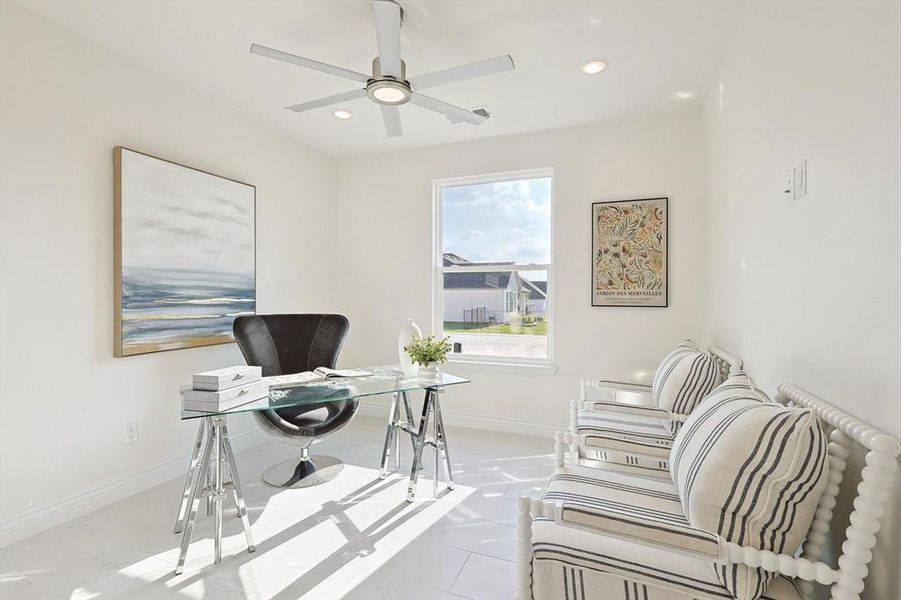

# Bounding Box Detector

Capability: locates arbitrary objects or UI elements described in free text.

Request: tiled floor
[1,416,555,600]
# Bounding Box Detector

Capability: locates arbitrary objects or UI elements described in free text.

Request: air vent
[446,106,492,124]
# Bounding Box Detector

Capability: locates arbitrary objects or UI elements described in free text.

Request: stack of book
[182,365,267,412]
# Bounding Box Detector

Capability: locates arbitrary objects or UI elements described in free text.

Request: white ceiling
[21,0,743,158]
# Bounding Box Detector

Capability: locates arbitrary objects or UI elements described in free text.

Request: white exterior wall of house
[443,289,505,323]
[444,274,547,324]
[527,298,547,315]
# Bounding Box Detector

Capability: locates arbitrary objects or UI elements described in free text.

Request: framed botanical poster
[591,197,667,307]
[114,147,256,356]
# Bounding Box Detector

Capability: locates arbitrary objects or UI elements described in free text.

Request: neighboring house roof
[522,278,547,300]
[442,253,471,266]
[442,253,514,268]
[443,253,547,299]
[444,271,513,290]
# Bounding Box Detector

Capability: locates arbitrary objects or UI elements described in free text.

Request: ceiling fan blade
[250,43,369,83]
[409,92,487,126]
[380,105,403,137]
[409,55,515,91]
[286,89,367,113]
[372,0,402,78]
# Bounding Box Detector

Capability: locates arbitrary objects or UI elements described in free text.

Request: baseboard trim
[0,427,267,548]
[1,407,558,547]
[356,401,560,439]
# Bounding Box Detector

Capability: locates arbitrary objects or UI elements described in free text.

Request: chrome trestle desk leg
[379,390,422,479]
[175,419,207,534]
[432,393,439,498]
[221,425,256,553]
[379,393,400,479]
[434,391,454,490]
[174,415,255,574]
[212,421,223,563]
[205,449,213,517]
[406,390,433,502]
[405,388,454,502]
[393,397,401,470]
[401,391,418,459]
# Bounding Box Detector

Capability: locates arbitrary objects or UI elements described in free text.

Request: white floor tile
[340,571,469,600]
[450,553,517,600]
[420,518,518,562]
[355,539,471,591]
[0,574,59,600]
[1,417,553,600]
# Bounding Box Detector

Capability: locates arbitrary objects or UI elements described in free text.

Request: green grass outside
[443,321,548,335]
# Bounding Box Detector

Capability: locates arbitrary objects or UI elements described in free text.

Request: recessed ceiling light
[333,109,353,120]
[580,59,608,75]
[674,91,694,100]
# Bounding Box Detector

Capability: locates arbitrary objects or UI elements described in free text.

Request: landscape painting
[114,147,255,356]
[591,197,667,307]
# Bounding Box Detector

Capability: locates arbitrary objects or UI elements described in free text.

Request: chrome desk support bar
[379,390,419,478]
[380,387,454,502]
[174,415,255,574]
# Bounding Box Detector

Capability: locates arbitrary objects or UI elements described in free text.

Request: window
[433,169,553,365]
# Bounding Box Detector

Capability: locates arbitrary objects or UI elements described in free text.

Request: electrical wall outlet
[124,422,139,445]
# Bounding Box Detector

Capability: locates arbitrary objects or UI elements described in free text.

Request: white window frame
[432,167,555,368]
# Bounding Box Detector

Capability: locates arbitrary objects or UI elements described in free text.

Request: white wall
[0,2,338,544]
[702,2,901,598]
[336,112,706,434]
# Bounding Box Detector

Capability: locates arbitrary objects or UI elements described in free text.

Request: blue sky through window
[442,177,551,266]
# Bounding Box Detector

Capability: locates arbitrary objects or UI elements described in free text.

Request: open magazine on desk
[264,367,373,390]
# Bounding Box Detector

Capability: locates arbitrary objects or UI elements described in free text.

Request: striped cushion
[589,401,670,420]
[546,465,720,557]
[531,518,802,600]
[578,410,673,458]
[670,377,828,600]
[652,340,723,432]
[579,451,672,478]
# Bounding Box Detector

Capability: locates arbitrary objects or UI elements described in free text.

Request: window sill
[445,355,558,374]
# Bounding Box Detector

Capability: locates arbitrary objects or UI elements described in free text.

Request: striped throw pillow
[670,375,829,600]
[652,340,723,433]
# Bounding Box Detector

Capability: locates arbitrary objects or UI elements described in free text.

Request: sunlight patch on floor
[106,464,474,599]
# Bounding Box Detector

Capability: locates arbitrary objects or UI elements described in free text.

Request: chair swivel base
[262,454,344,488]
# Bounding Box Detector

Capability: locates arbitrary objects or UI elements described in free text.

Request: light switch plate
[792,159,807,200]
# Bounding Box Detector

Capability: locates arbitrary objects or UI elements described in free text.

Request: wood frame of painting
[113,146,256,357]
[590,197,668,308]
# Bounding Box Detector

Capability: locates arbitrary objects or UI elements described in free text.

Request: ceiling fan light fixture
[251,0,515,138]
[581,59,608,75]
[367,79,411,105]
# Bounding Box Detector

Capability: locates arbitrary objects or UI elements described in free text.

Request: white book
[193,365,262,391]
[182,380,269,412]
[265,367,373,390]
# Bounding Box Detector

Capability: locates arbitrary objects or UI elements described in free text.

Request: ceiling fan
[250,0,515,138]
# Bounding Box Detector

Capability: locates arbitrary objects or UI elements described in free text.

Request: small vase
[398,319,422,377]
[418,362,440,382]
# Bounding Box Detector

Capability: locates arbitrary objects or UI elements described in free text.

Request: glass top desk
[173,365,469,573]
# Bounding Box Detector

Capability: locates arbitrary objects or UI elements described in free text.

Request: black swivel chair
[233,314,359,488]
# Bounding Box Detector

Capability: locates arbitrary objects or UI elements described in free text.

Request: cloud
[455,229,488,243]
[442,176,551,264]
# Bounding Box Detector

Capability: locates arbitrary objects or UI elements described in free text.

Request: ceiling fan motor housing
[367,57,411,105]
